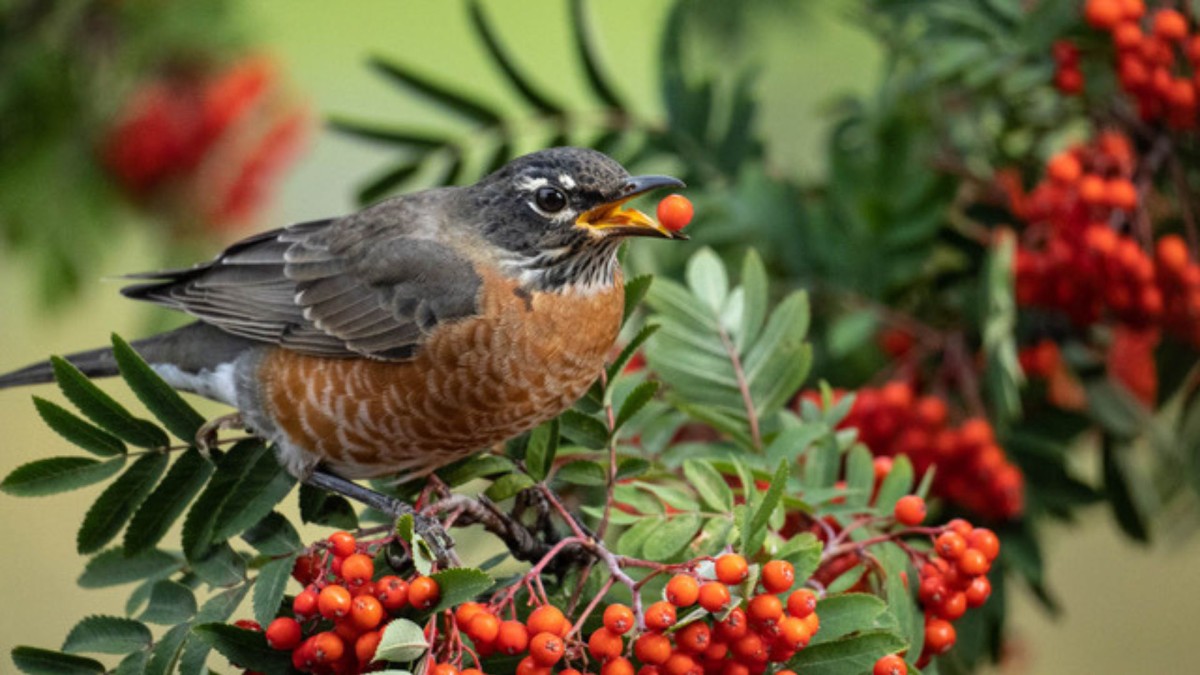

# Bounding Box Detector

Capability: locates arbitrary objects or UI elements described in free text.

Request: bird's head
[464,147,686,292]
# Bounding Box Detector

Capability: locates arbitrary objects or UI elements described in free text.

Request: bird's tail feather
[0,345,119,389]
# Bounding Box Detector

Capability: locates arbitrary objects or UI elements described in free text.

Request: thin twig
[716,326,762,450]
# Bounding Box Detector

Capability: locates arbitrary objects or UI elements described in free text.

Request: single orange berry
[874,654,908,675]
[328,530,357,557]
[602,657,635,675]
[957,548,991,577]
[634,632,672,665]
[967,528,1001,561]
[662,652,700,675]
[340,553,374,587]
[529,632,565,666]
[265,617,302,650]
[760,560,795,593]
[894,495,927,526]
[697,582,731,612]
[408,575,440,610]
[293,587,319,618]
[934,532,966,559]
[351,594,384,630]
[375,575,408,611]
[603,603,635,635]
[1152,8,1188,41]
[496,620,531,655]
[468,612,502,645]
[666,575,701,607]
[657,194,694,232]
[676,621,711,653]
[1084,0,1123,29]
[747,594,783,624]
[516,655,551,675]
[355,630,382,663]
[318,584,353,619]
[432,663,460,675]
[715,607,748,641]
[731,633,767,663]
[1046,152,1082,184]
[527,604,569,638]
[588,627,624,660]
[714,554,749,585]
[925,618,957,654]
[456,601,488,628]
[312,631,346,663]
[965,576,992,607]
[786,589,817,619]
[644,600,677,631]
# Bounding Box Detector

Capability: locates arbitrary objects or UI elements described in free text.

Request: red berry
[455,601,488,628]
[432,663,460,675]
[496,620,530,655]
[408,575,440,610]
[328,531,357,557]
[747,594,784,624]
[715,607,748,641]
[894,495,927,526]
[265,617,302,650]
[874,654,908,675]
[697,582,731,612]
[967,528,1001,561]
[924,619,957,654]
[760,560,795,593]
[588,627,624,661]
[517,656,551,675]
[356,630,382,663]
[1152,9,1189,41]
[468,612,501,645]
[634,632,672,665]
[676,621,712,653]
[312,631,345,663]
[603,603,635,635]
[351,595,384,630]
[666,575,701,607]
[934,532,966,559]
[530,631,565,666]
[318,584,353,619]
[527,604,569,638]
[645,601,677,631]
[777,616,813,650]
[375,575,409,611]
[965,576,992,607]
[340,553,374,587]
[603,657,635,675]
[293,587,319,618]
[714,554,749,585]
[656,194,694,232]
[662,653,700,675]
[957,549,991,576]
[786,589,817,619]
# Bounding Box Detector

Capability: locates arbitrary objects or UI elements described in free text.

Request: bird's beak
[576,175,689,240]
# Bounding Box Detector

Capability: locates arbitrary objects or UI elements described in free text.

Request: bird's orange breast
[257,267,623,478]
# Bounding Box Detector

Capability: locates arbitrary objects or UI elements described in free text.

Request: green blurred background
[2,1,1198,671]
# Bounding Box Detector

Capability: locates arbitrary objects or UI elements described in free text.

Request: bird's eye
[534,186,568,213]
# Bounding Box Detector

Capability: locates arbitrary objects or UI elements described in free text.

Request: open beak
[576,175,688,240]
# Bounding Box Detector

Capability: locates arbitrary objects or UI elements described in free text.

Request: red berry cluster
[816,382,1024,520]
[254,530,441,673]
[101,55,308,230]
[915,520,999,666]
[1078,1,1200,128]
[1154,234,1200,345]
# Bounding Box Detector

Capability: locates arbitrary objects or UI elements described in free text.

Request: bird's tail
[0,322,254,392]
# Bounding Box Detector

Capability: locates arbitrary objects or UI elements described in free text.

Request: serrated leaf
[191,542,247,586]
[616,456,651,480]
[431,567,494,612]
[437,454,516,487]
[685,248,729,314]
[212,448,297,541]
[111,335,206,441]
[737,250,769,350]
[33,397,126,457]
[77,451,168,554]
[607,323,659,381]
[78,548,182,588]
[62,615,152,655]
[183,440,270,558]
[616,381,658,431]
[785,629,907,674]
[878,543,921,659]
[144,622,190,675]
[803,435,839,490]
[844,445,875,509]
[636,481,698,511]
[742,461,788,553]
[683,459,734,512]
[111,651,149,675]
[555,460,607,486]
[809,593,889,645]
[485,473,535,501]
[559,409,609,449]
[11,647,105,675]
[642,513,703,561]
[241,512,303,556]
[375,618,428,662]
[179,585,250,675]
[125,447,214,554]
[1,456,125,497]
[616,516,662,556]
[253,554,297,628]
[874,454,914,515]
[139,580,197,625]
[524,419,559,482]
[191,624,292,675]
[298,483,359,530]
[622,274,654,324]
[51,357,167,448]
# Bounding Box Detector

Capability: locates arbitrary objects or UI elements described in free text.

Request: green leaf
[11,647,104,675]
[616,381,659,431]
[524,419,559,482]
[111,651,149,675]
[616,516,662,556]
[437,454,517,487]
[556,460,607,486]
[485,473,535,502]
[1087,380,1144,438]
[374,618,429,662]
[144,623,190,675]
[568,0,626,109]
[559,409,609,449]
[1,456,124,497]
[241,512,303,556]
[874,454,914,515]
[253,554,297,628]
[51,356,168,448]
[809,593,889,645]
[685,248,730,315]
[191,624,292,675]
[467,0,564,114]
[125,447,214,554]
[298,483,359,530]
[178,585,250,675]
[622,274,654,324]
[430,567,494,612]
[616,457,651,480]
[367,55,502,124]
[77,451,168,554]
[1103,437,1151,542]
[212,448,297,541]
[785,629,907,674]
[78,548,182,588]
[326,117,448,148]
[803,436,839,490]
[138,580,197,625]
[742,461,788,553]
[844,445,875,509]
[607,323,659,381]
[111,335,206,441]
[357,162,423,204]
[738,249,769,351]
[62,615,152,655]
[879,543,921,659]
[827,311,878,359]
[642,513,703,561]
[183,440,270,558]
[191,542,247,587]
[32,397,125,457]
[683,459,734,512]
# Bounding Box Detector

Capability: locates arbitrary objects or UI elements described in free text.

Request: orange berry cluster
[255,530,441,673]
[1154,234,1200,346]
[1079,1,1200,128]
[822,382,1025,520]
[915,520,1000,666]
[101,55,307,229]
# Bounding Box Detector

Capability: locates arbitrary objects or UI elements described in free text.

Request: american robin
[0,148,685,497]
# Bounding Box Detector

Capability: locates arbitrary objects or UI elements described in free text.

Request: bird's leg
[304,468,456,567]
[194,412,245,458]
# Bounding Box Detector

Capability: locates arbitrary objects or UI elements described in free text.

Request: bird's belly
[257,273,623,478]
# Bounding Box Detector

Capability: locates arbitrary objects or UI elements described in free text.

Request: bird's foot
[194,412,244,458]
[305,469,457,568]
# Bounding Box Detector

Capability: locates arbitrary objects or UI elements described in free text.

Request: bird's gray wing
[121,210,483,361]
